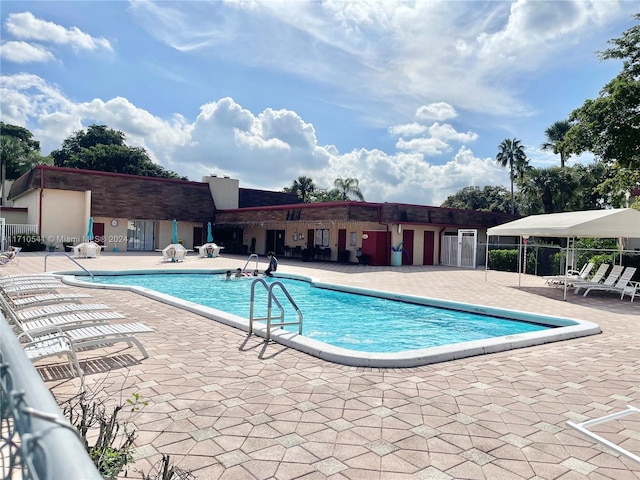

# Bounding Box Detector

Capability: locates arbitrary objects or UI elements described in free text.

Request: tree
[541,120,571,168]
[0,122,47,180]
[441,185,512,213]
[517,167,580,214]
[330,177,365,201]
[51,124,184,179]
[284,176,316,202]
[308,188,342,203]
[563,14,640,204]
[495,138,527,214]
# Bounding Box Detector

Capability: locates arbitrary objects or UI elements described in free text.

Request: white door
[458,229,477,268]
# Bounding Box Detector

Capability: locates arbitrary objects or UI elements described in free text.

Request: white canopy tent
[486,209,640,299]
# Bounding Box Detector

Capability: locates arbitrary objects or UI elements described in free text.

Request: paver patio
[5,251,640,479]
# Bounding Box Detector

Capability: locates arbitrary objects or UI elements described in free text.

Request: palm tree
[495,138,527,214]
[541,120,571,168]
[518,167,579,214]
[331,177,365,201]
[287,176,316,203]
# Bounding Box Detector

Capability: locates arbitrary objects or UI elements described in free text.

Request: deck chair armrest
[18,325,64,340]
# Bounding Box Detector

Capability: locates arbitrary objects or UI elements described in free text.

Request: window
[315,229,330,247]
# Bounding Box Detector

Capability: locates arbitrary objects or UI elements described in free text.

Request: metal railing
[248,278,303,340]
[242,253,260,273]
[0,315,101,479]
[44,253,93,278]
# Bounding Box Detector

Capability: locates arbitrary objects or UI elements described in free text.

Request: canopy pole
[563,236,570,301]
[484,235,490,281]
[518,236,522,288]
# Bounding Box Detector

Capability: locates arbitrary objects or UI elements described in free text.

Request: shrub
[489,249,518,272]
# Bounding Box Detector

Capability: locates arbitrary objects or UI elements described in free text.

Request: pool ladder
[242,253,260,274]
[248,278,303,340]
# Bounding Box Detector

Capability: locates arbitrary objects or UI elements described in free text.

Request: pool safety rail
[44,252,94,278]
[248,279,303,340]
[0,315,101,479]
[242,253,260,274]
[567,405,640,464]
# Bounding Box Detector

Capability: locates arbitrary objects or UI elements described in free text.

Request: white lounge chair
[569,263,610,290]
[198,243,223,258]
[0,274,59,285]
[0,247,21,267]
[162,243,187,262]
[1,282,68,296]
[17,311,128,330]
[17,322,154,359]
[574,265,623,294]
[582,267,638,299]
[22,334,85,387]
[545,262,594,286]
[6,293,93,310]
[15,303,115,321]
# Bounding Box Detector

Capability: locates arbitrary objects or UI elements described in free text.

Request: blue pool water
[84,273,551,353]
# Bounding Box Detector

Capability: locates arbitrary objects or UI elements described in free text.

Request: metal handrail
[44,253,93,278]
[0,314,102,479]
[248,278,303,340]
[242,254,260,273]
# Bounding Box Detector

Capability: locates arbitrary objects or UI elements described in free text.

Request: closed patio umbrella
[207,222,213,243]
[87,217,94,241]
[171,219,179,244]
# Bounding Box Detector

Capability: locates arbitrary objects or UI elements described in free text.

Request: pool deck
[6,252,640,479]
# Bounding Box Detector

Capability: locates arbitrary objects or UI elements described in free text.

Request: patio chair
[568,263,610,290]
[1,282,69,296]
[0,247,21,266]
[14,303,115,322]
[22,334,85,387]
[581,267,638,299]
[0,273,59,285]
[16,321,154,359]
[573,265,623,294]
[5,293,93,310]
[544,262,594,286]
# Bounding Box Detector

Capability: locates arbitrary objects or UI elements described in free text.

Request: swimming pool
[66,271,601,367]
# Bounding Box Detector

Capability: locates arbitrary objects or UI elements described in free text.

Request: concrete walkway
[6,251,640,479]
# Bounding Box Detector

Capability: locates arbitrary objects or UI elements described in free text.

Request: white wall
[203,175,239,210]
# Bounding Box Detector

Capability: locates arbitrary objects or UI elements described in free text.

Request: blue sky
[0,1,636,206]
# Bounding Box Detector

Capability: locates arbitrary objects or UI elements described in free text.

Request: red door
[362,231,391,266]
[402,229,414,265]
[423,231,434,265]
[93,222,105,246]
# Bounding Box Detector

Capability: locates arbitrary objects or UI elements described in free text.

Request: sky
[0,1,637,206]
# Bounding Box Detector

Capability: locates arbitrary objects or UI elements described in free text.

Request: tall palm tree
[331,177,365,201]
[288,176,316,203]
[495,138,527,214]
[541,120,571,168]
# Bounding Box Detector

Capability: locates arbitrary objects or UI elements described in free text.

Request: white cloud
[0,41,55,63]
[4,12,112,52]
[0,73,511,204]
[428,123,478,143]
[416,103,457,121]
[396,137,451,156]
[388,122,428,137]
